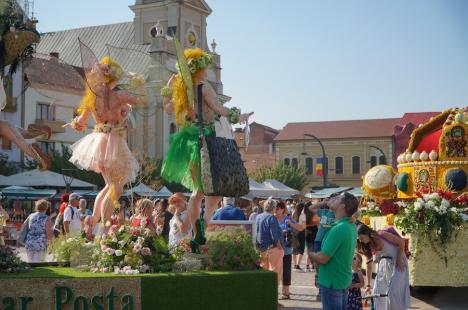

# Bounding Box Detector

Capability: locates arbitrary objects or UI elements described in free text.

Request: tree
[250,163,308,191]
[24,144,105,187]
[0,153,18,176]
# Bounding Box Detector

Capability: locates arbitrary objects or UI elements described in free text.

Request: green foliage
[207,227,260,271]
[0,153,18,176]
[48,234,95,266]
[0,245,30,273]
[250,163,308,191]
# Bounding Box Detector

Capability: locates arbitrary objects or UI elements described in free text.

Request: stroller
[361,255,392,309]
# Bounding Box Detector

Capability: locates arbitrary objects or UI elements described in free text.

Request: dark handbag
[197,84,249,197]
[17,215,30,245]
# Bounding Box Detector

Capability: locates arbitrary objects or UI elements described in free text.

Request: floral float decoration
[0,245,30,273]
[395,190,467,264]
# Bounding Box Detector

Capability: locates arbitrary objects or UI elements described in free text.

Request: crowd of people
[255,193,410,310]
[8,190,410,309]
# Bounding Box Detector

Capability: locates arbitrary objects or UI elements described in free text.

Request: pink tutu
[70,130,139,183]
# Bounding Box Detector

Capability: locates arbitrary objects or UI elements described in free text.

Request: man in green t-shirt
[310,192,359,310]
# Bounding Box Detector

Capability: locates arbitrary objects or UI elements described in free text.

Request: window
[284,158,290,166]
[305,157,313,175]
[291,158,298,168]
[352,156,361,174]
[36,103,55,121]
[169,123,177,134]
[335,157,343,175]
[379,155,386,165]
[38,141,55,155]
[370,156,377,167]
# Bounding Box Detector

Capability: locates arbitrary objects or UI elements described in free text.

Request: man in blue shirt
[212,197,246,221]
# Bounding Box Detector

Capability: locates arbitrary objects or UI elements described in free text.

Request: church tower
[129,0,230,159]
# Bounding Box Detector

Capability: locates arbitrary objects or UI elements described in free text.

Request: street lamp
[303,133,328,188]
[62,168,75,193]
[368,145,387,166]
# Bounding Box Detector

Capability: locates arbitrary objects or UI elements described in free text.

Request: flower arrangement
[172,227,260,272]
[360,201,381,217]
[90,224,174,274]
[206,227,260,271]
[0,246,30,273]
[48,234,95,266]
[395,190,467,264]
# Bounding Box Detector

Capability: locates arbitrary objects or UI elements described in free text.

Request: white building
[1,0,230,166]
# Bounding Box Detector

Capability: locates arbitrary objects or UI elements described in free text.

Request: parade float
[361,107,468,287]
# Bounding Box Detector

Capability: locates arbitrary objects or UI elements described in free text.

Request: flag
[316,158,323,176]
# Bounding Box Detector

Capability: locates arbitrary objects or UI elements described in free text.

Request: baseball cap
[69,193,82,201]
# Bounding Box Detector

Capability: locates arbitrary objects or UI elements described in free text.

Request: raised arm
[161,74,177,114]
[65,108,92,132]
[202,83,253,124]
[379,230,406,271]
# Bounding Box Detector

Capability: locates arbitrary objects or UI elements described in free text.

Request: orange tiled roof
[274,118,400,141]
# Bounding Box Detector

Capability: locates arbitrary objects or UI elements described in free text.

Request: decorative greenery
[206,227,260,271]
[0,153,18,176]
[90,224,174,274]
[227,107,241,124]
[48,233,95,266]
[0,245,30,273]
[250,163,308,191]
[395,190,467,264]
[172,228,260,272]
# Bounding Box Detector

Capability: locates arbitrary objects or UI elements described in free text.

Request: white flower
[422,194,431,202]
[439,205,447,214]
[416,198,425,204]
[66,238,74,243]
[426,200,435,207]
[106,248,115,255]
[414,202,423,211]
[118,240,126,247]
[118,226,125,233]
[450,207,457,213]
[111,237,118,243]
[429,193,440,200]
[115,250,123,257]
[441,199,450,208]
[396,201,407,208]
[113,266,120,274]
[434,206,440,213]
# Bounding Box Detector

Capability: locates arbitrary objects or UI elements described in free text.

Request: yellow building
[274,118,399,189]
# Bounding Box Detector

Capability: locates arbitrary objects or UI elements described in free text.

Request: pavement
[278,265,468,310]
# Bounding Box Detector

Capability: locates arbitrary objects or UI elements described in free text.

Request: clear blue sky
[35,0,468,129]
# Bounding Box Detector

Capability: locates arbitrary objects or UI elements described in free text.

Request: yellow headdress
[171,48,213,126]
[77,56,124,115]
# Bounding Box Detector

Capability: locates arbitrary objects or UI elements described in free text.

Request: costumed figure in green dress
[160,44,253,251]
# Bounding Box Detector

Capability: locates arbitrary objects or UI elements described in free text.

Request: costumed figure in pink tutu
[66,41,148,238]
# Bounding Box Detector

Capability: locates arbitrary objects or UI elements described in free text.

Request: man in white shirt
[63,193,82,236]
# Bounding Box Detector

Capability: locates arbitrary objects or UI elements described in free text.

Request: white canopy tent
[124,183,158,197]
[0,169,95,189]
[262,179,300,198]
[156,186,173,198]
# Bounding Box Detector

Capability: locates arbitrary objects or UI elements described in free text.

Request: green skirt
[161,124,214,192]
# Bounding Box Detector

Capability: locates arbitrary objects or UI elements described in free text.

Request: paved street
[278,265,468,310]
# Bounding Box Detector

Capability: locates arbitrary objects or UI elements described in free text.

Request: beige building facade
[274,119,398,189]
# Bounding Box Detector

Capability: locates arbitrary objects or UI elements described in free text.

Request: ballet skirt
[70,123,139,183]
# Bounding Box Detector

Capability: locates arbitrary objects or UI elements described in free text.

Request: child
[348,253,365,310]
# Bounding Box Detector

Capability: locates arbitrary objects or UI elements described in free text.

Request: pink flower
[100,267,109,273]
[108,225,119,236]
[106,248,115,255]
[133,244,142,253]
[141,247,152,256]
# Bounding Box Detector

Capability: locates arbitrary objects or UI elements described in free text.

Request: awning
[0,186,56,199]
[305,187,352,199]
[0,169,95,189]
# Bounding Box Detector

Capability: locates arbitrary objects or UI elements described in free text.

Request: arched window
[284,158,290,166]
[292,158,298,168]
[335,157,343,175]
[305,157,313,175]
[379,155,386,165]
[169,123,177,134]
[352,156,361,174]
[370,156,377,167]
